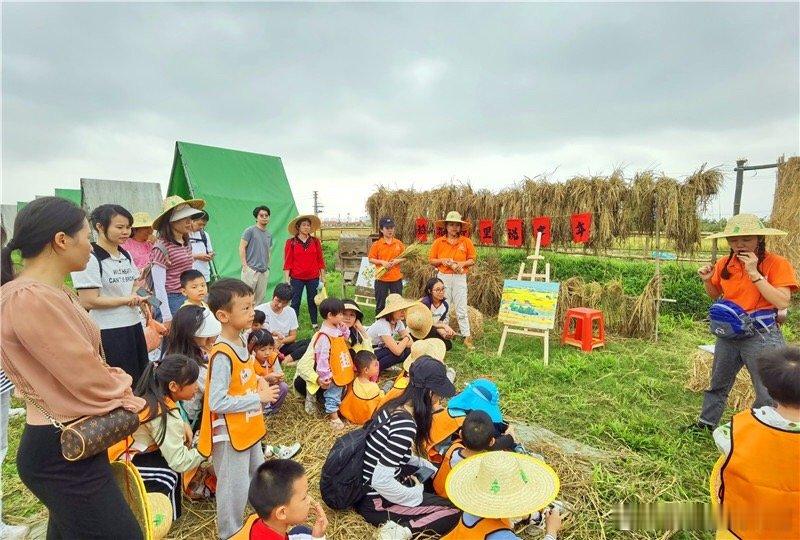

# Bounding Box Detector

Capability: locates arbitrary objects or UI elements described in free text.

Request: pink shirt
[314,322,350,382]
[122,238,153,272]
[152,239,193,293]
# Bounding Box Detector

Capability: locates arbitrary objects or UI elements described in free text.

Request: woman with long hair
[355,357,461,535]
[419,277,456,350]
[1,197,145,539]
[688,214,797,432]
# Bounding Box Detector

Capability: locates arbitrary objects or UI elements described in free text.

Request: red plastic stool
[562,308,606,352]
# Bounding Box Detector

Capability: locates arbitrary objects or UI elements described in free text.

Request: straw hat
[706,214,787,240]
[403,338,447,372]
[110,460,151,539]
[446,451,560,519]
[131,212,154,229]
[314,286,328,307]
[288,214,322,235]
[405,302,434,340]
[343,299,364,321]
[148,493,174,540]
[435,211,472,235]
[152,195,205,229]
[375,294,421,320]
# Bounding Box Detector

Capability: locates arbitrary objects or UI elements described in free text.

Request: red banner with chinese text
[505,218,524,247]
[531,216,552,247]
[415,218,428,243]
[570,213,592,243]
[478,219,494,245]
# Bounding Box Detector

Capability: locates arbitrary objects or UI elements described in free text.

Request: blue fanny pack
[709,300,777,339]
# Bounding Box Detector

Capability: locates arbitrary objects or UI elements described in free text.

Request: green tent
[55,188,82,206]
[17,201,28,211]
[167,141,299,294]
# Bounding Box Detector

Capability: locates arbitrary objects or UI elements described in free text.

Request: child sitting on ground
[251,309,266,334]
[339,350,384,425]
[313,298,355,430]
[256,283,311,366]
[448,378,519,452]
[181,269,209,309]
[230,459,329,539]
[712,346,800,539]
[383,338,450,402]
[248,329,288,416]
[197,278,280,540]
[433,410,493,498]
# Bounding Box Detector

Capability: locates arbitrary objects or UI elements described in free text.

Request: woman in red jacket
[283,215,326,330]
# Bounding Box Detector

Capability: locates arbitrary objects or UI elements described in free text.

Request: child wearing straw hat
[368,217,407,314]
[382,338,450,403]
[687,214,797,433]
[367,293,418,371]
[122,211,155,271]
[429,211,478,350]
[443,451,564,540]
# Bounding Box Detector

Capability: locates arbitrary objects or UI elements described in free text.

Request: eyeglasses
[432,287,446,292]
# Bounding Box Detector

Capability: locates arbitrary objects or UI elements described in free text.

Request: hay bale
[449,305,485,339]
[772,156,800,271]
[467,257,504,316]
[685,350,756,411]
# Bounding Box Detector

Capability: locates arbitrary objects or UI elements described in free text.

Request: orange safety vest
[313,332,355,387]
[382,371,409,404]
[108,399,177,461]
[441,515,513,540]
[339,379,383,425]
[426,408,465,463]
[719,409,800,539]
[229,514,259,540]
[253,352,279,377]
[432,441,465,498]
[198,342,266,457]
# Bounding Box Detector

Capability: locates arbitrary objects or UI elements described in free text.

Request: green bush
[322,241,338,272]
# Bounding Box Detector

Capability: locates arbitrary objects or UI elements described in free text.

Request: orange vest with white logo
[719,409,800,539]
[229,514,259,540]
[383,371,409,403]
[314,332,355,387]
[108,399,177,461]
[198,342,266,457]
[253,352,279,377]
[441,515,512,539]
[426,408,465,463]
[339,379,384,425]
[432,441,465,498]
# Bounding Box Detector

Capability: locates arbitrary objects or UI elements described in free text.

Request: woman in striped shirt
[357,357,461,536]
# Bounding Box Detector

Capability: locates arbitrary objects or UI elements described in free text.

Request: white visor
[195,309,222,338]
[169,204,201,223]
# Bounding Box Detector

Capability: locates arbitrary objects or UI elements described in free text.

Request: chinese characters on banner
[531,216,552,247]
[478,219,494,245]
[570,213,592,243]
[415,218,428,243]
[505,218,524,247]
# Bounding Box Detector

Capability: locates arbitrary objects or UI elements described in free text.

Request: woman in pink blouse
[122,211,155,271]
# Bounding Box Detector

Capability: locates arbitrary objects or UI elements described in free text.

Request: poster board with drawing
[355,256,376,298]
[498,280,560,330]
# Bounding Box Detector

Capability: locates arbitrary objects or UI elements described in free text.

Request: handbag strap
[16,385,66,430]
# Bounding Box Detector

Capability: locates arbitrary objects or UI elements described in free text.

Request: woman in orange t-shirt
[368,217,406,315]
[429,211,477,350]
[688,214,798,432]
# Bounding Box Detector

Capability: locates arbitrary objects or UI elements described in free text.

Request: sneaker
[445,367,456,383]
[329,417,346,430]
[682,421,714,433]
[378,521,412,540]
[532,500,571,529]
[264,442,302,460]
[311,323,320,331]
[463,337,475,350]
[0,523,30,540]
[304,392,317,415]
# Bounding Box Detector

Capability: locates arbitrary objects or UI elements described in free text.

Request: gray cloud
[2,2,797,218]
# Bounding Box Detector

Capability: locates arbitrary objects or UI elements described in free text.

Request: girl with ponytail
[1,197,145,539]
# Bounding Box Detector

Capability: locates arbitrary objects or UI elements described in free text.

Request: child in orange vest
[314,298,355,430]
[197,279,280,540]
[230,459,328,540]
[713,346,800,539]
[433,410,493,498]
[248,329,289,416]
[339,350,384,425]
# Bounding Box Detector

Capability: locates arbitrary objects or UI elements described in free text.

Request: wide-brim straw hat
[111,460,152,539]
[342,299,364,321]
[314,287,328,307]
[131,212,154,229]
[446,451,560,519]
[403,337,447,371]
[148,493,174,540]
[706,213,787,240]
[152,195,205,230]
[406,302,434,340]
[435,211,472,235]
[375,294,421,320]
[288,214,322,235]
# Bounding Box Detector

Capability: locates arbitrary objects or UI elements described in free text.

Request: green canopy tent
[167,141,299,294]
[16,202,28,211]
[55,188,82,207]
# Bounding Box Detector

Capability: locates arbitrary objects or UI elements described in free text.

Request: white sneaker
[264,442,302,460]
[445,367,456,383]
[304,392,317,415]
[377,520,412,540]
[0,523,30,540]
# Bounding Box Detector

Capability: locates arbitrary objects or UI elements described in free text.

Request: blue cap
[447,379,502,423]
[379,217,396,229]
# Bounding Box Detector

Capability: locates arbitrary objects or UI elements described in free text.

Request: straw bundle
[399,248,435,299]
[466,257,504,315]
[449,306,485,339]
[685,350,756,411]
[771,156,800,271]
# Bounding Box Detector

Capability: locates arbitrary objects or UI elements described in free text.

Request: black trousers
[374,279,403,315]
[17,424,142,540]
[101,323,149,388]
[280,339,311,360]
[375,346,410,372]
[290,277,320,325]
[424,328,453,351]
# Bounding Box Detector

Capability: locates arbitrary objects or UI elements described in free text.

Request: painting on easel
[498,279,560,330]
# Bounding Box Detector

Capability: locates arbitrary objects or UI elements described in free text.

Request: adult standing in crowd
[429,211,477,350]
[356,356,460,535]
[151,196,205,327]
[122,212,155,272]
[688,214,797,432]
[419,276,456,350]
[73,204,150,387]
[368,217,406,315]
[189,210,215,283]
[240,205,273,304]
[283,214,325,330]
[0,197,145,539]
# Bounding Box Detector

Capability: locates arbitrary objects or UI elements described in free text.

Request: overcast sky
[3,2,798,219]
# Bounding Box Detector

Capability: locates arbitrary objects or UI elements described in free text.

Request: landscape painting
[498,279,560,329]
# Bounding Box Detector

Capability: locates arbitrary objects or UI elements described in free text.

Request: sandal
[329,417,346,430]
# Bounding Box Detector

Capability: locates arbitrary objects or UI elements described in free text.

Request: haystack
[685,350,756,411]
[771,156,800,272]
[449,306,485,339]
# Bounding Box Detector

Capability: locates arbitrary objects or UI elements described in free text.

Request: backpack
[319,411,395,510]
[91,243,132,279]
[709,300,777,339]
[137,242,170,298]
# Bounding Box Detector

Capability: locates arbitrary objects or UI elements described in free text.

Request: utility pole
[312,191,324,215]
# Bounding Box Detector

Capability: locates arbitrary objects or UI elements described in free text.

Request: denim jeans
[290,277,320,325]
[167,292,186,319]
[323,383,344,414]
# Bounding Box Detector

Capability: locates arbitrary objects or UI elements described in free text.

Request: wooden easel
[497,232,554,365]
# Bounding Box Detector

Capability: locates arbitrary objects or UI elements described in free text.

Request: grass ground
[3,279,791,539]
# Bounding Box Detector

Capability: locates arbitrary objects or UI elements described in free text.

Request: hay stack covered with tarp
[771,156,800,272]
[366,166,722,253]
